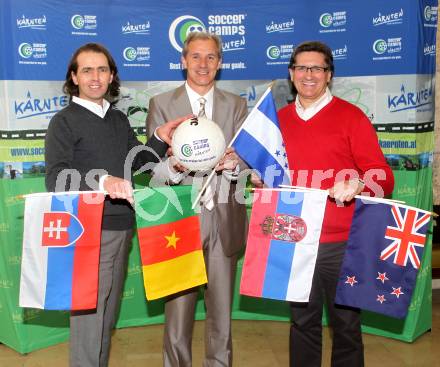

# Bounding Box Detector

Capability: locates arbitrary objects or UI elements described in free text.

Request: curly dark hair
[63,43,120,102]
[288,41,334,79]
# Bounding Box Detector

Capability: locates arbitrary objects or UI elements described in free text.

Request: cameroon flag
[134,185,207,300]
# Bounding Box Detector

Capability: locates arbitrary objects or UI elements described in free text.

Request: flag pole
[191,81,276,210]
[279,184,406,204]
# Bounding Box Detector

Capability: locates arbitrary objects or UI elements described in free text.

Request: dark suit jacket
[146,84,248,256]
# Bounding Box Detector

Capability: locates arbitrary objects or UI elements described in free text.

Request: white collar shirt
[72,96,110,118]
[295,87,333,121]
[185,83,214,120]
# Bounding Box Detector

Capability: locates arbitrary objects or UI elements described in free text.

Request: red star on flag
[376,272,389,284]
[376,294,386,304]
[390,287,404,298]
[345,275,358,287]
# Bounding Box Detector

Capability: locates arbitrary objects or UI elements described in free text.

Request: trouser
[289,242,364,367]
[70,229,133,367]
[163,208,238,367]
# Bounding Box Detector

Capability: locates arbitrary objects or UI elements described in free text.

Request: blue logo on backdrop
[319,11,346,33]
[18,43,47,64]
[266,44,294,65]
[265,18,295,33]
[122,47,151,67]
[122,20,151,35]
[71,14,97,35]
[424,5,438,27]
[168,14,247,53]
[372,38,402,60]
[14,91,68,120]
[169,15,206,52]
[168,13,248,72]
[16,14,47,30]
[387,85,432,113]
[372,8,404,26]
[332,45,348,60]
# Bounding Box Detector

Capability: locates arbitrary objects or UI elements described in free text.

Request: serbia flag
[19,192,104,310]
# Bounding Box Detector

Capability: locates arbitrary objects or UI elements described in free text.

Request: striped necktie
[198,97,207,118]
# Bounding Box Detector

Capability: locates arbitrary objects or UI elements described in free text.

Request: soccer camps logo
[169,15,206,52]
[373,39,387,54]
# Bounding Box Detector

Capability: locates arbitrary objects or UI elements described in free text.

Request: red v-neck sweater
[278,96,394,243]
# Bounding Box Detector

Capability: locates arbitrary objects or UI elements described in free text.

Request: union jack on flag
[380,206,431,269]
[335,199,431,318]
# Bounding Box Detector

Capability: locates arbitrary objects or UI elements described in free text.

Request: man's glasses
[291,65,329,74]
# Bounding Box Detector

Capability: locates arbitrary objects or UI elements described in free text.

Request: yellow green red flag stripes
[134,185,207,300]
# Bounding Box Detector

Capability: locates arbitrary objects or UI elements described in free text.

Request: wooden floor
[1,289,439,367]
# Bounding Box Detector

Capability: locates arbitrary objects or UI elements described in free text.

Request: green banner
[0,169,433,353]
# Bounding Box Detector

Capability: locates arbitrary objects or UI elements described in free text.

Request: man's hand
[156,114,193,145]
[215,147,239,172]
[103,176,134,204]
[328,178,364,204]
[250,171,264,188]
[168,155,187,173]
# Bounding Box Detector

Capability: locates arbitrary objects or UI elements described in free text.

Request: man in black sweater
[45,43,187,367]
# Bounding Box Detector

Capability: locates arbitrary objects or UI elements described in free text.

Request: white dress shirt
[72,96,110,118]
[295,87,333,121]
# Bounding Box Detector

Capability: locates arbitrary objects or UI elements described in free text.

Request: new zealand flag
[335,198,431,319]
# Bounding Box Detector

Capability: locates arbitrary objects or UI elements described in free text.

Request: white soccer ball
[171,116,226,171]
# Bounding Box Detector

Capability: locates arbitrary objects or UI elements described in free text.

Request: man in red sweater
[278,41,394,366]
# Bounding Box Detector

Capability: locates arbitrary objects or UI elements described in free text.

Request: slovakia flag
[19,192,104,310]
[240,188,327,302]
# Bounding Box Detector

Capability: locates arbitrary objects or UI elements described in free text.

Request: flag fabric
[19,192,104,310]
[335,198,431,319]
[232,87,290,188]
[134,185,207,300]
[240,188,327,302]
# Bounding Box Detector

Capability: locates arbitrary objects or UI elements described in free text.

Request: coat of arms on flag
[19,192,104,310]
[240,188,327,302]
[335,198,431,319]
[134,185,207,300]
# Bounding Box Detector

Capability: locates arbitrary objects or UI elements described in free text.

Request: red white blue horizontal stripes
[240,189,327,302]
[19,192,104,310]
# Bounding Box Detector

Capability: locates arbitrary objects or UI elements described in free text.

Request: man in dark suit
[146,32,248,367]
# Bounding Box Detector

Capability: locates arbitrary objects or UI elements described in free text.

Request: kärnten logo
[387,85,432,113]
[122,21,150,35]
[16,15,47,30]
[265,18,294,33]
[14,91,68,120]
[372,8,403,26]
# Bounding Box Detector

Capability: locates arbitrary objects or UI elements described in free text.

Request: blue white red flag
[19,192,104,310]
[240,188,327,302]
[335,198,431,319]
[232,87,290,188]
